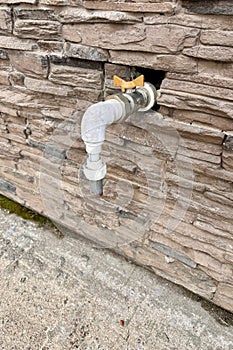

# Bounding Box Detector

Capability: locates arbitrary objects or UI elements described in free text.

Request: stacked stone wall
[0,0,233,312]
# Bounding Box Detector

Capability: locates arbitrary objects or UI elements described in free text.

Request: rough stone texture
[83,0,175,13]
[182,0,233,15]
[0,0,233,314]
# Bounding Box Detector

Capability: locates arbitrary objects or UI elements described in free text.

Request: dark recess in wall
[134,67,166,111]
[182,0,233,15]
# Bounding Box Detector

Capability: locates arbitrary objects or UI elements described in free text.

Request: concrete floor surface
[0,208,232,350]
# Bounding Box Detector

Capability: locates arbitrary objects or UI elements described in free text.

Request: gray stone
[223,135,233,151]
[0,179,16,193]
[28,139,67,159]
[148,240,197,268]
[182,0,233,15]
[64,43,109,61]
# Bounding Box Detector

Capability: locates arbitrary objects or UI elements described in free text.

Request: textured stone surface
[59,7,142,23]
[0,35,37,50]
[184,45,233,62]
[9,51,49,77]
[14,19,62,39]
[83,0,175,13]
[182,0,233,15]
[64,43,109,61]
[201,30,233,47]
[109,51,198,73]
[63,23,199,53]
[0,7,12,32]
[0,0,233,313]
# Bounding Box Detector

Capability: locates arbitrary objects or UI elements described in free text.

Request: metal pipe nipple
[89,180,103,196]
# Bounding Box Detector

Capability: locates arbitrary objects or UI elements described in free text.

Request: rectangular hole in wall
[132,67,166,111]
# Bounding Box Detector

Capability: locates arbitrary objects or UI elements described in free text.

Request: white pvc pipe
[81,99,124,187]
[81,99,123,155]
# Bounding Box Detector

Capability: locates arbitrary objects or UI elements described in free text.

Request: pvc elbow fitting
[81,99,123,183]
[81,99,123,155]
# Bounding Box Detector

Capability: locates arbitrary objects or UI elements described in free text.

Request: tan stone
[49,64,103,89]
[222,150,233,172]
[0,86,35,109]
[62,25,82,43]
[0,102,18,117]
[161,78,233,101]
[2,165,36,189]
[183,45,233,62]
[0,70,9,85]
[172,110,233,132]
[204,191,233,209]
[0,86,77,118]
[120,244,216,299]
[144,13,233,31]
[66,147,86,164]
[0,35,37,50]
[0,138,22,159]
[37,41,64,54]
[178,147,221,165]
[182,138,222,155]
[2,117,26,144]
[63,23,199,54]
[158,89,233,120]
[151,221,232,263]
[213,283,233,312]
[63,23,146,48]
[83,0,175,13]
[59,7,142,23]
[167,72,233,90]
[145,25,199,53]
[201,30,233,47]
[161,117,225,145]
[109,51,197,73]
[199,264,233,285]
[9,52,49,77]
[16,185,45,215]
[196,166,233,184]
[40,0,81,5]
[196,214,233,237]
[148,233,233,283]
[0,0,36,3]
[198,61,233,79]
[191,192,233,222]
[0,7,12,32]
[24,77,74,96]
[14,19,62,40]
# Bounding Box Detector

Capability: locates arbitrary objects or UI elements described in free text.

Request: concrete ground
[0,208,232,350]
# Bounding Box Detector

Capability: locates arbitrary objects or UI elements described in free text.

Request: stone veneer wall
[0,0,233,312]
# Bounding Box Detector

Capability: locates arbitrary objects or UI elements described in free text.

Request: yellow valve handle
[113,75,144,92]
